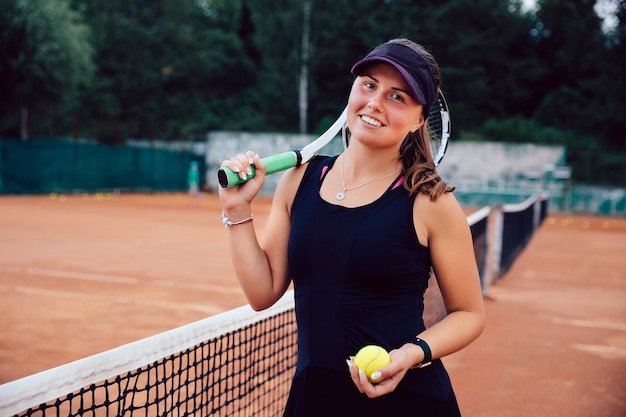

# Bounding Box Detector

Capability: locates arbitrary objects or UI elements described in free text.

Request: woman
[218,38,485,416]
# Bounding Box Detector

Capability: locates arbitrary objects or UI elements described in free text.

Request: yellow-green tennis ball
[354,345,391,383]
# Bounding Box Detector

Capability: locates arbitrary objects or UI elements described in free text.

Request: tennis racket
[217,107,347,188]
[217,90,450,188]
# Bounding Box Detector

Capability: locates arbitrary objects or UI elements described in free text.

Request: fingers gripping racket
[217,107,348,188]
[217,90,450,188]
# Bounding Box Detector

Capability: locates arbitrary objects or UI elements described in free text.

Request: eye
[390,92,406,102]
[363,81,376,90]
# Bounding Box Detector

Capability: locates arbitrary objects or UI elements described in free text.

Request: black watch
[411,337,432,368]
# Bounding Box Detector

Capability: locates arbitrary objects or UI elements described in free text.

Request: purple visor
[351,42,436,112]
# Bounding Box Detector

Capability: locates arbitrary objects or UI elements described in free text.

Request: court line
[26,267,138,284]
[0,265,242,294]
[0,284,223,314]
[551,317,626,331]
[570,344,626,356]
[549,318,626,357]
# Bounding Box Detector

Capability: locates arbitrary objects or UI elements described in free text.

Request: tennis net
[0,293,297,417]
[0,205,514,417]
[492,193,549,281]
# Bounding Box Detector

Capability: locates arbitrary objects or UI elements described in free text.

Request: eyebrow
[362,73,411,96]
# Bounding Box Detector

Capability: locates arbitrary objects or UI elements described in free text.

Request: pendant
[335,191,345,201]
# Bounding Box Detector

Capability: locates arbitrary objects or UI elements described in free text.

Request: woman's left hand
[346,347,413,398]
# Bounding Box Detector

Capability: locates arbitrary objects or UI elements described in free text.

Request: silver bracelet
[221,211,254,229]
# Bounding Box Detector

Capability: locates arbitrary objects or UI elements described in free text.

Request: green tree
[525,0,624,184]
[74,0,255,142]
[532,0,608,130]
[3,0,620,184]
[598,0,626,152]
[0,0,94,138]
[244,0,303,132]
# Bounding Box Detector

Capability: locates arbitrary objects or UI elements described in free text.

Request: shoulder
[275,156,334,212]
[413,191,467,246]
[420,191,464,218]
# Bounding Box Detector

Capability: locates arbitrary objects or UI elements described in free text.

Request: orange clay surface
[0,193,624,416]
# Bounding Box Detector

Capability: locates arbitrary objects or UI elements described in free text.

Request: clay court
[0,193,624,416]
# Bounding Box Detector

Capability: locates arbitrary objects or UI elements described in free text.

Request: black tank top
[288,155,432,373]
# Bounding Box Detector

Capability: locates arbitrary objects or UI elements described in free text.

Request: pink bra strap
[320,165,329,180]
[392,177,404,190]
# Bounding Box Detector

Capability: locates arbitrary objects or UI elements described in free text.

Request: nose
[367,91,384,111]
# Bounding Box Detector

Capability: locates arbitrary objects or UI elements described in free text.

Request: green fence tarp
[0,138,204,194]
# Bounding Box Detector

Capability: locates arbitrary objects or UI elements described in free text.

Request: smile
[361,115,382,127]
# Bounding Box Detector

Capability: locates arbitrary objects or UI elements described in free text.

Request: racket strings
[427,102,444,164]
[426,92,450,167]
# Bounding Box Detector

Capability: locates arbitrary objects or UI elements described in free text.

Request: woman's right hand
[218,151,266,211]
[217,151,289,311]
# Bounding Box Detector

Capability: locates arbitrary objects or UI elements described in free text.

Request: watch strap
[411,337,432,368]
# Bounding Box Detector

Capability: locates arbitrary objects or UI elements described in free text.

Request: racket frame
[217,107,347,188]
[431,91,451,167]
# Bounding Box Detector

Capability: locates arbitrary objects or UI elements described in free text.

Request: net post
[532,193,540,230]
[491,205,504,283]
[467,206,492,295]
[533,192,550,229]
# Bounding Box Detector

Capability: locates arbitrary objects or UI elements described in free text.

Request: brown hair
[389,39,455,200]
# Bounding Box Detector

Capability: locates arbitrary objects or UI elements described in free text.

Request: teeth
[361,115,382,127]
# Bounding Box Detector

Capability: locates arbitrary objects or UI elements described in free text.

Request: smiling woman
[218,38,485,417]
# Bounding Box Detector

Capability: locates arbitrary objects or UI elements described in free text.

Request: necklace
[335,156,400,201]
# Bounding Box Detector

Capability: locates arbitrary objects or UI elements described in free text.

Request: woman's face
[347,62,424,150]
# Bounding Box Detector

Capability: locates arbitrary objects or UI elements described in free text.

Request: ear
[410,114,425,134]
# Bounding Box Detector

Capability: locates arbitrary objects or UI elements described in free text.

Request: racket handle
[217,151,301,188]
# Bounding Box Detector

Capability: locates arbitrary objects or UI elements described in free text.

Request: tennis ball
[354,345,391,383]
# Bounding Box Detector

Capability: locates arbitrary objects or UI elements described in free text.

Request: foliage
[0,0,94,136]
[71,0,256,142]
[0,0,623,185]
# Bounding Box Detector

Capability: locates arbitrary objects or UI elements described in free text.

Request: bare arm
[408,192,485,360]
[218,152,302,311]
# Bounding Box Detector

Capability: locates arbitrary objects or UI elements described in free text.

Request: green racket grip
[217,151,302,188]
